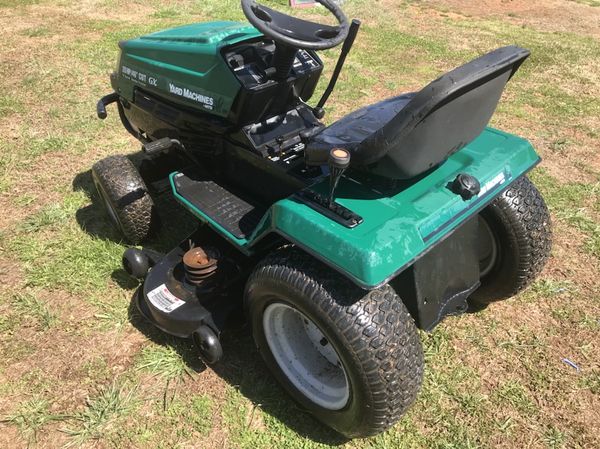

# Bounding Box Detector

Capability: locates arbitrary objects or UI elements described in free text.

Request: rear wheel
[245,248,424,438]
[92,155,159,244]
[471,176,552,306]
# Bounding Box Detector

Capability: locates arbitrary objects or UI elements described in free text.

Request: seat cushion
[307,93,415,155]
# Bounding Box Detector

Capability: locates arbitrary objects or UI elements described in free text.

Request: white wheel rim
[262,302,350,410]
[478,215,498,277]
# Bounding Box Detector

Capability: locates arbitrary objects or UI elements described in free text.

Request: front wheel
[91,155,160,244]
[245,248,424,438]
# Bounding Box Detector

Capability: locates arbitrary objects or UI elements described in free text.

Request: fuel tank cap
[451,173,481,200]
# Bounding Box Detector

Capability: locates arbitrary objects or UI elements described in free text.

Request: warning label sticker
[147,284,185,313]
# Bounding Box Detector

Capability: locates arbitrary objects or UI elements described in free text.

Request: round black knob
[451,173,481,200]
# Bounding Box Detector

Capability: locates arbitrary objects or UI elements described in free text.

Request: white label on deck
[147,284,185,313]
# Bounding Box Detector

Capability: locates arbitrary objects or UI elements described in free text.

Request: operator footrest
[172,173,265,239]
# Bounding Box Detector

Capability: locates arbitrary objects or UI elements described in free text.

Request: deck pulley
[183,246,219,285]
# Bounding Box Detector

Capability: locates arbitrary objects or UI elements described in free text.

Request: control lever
[327,148,351,207]
[316,19,362,112]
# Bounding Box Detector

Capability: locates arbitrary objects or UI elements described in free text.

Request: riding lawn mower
[92,0,552,438]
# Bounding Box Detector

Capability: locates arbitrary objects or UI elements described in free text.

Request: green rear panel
[172,128,540,288]
[113,22,262,117]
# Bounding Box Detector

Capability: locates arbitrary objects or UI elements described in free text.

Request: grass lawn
[0,0,599,448]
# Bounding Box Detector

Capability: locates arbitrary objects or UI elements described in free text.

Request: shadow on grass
[73,169,125,243]
[73,168,346,445]
[127,292,347,446]
[127,295,208,374]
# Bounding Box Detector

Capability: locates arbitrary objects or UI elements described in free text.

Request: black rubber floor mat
[172,173,265,239]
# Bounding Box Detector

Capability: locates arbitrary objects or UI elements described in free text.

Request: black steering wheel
[241,0,350,50]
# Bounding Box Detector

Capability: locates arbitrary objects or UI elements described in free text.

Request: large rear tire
[91,155,159,244]
[245,248,424,438]
[471,176,552,305]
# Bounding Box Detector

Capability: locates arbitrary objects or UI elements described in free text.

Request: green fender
[171,127,540,289]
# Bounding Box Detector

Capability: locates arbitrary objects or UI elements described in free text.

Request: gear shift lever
[328,148,351,207]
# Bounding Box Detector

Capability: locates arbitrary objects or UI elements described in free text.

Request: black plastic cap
[451,173,481,200]
[313,107,325,120]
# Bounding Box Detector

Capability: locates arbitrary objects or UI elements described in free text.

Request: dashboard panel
[222,38,324,126]
[224,40,322,89]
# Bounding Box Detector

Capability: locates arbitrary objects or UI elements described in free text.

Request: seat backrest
[355,46,530,179]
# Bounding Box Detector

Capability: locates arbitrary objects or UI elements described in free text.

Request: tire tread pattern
[91,155,158,244]
[246,248,424,437]
[473,176,552,303]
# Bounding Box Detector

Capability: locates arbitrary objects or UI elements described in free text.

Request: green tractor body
[114,21,323,124]
[113,22,540,292]
[171,127,539,289]
[92,2,552,437]
[113,22,539,288]
[101,17,546,329]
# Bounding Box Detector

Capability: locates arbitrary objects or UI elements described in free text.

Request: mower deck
[136,226,251,340]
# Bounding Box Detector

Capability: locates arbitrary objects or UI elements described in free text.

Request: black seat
[306,93,415,154]
[306,46,530,179]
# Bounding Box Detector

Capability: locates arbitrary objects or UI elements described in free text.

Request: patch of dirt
[0,426,25,449]
[424,0,600,38]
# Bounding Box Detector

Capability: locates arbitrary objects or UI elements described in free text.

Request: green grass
[530,170,600,258]
[569,0,600,6]
[21,25,53,37]
[62,381,137,447]
[21,202,74,233]
[529,278,576,298]
[9,193,127,293]
[26,136,71,158]
[92,294,131,330]
[136,343,195,380]
[0,0,39,7]
[578,370,600,395]
[496,380,537,415]
[151,8,182,19]
[0,94,23,116]
[1,397,67,443]
[11,291,58,329]
[543,425,568,449]
[0,149,16,193]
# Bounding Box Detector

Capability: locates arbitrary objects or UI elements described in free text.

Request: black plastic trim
[294,189,363,228]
